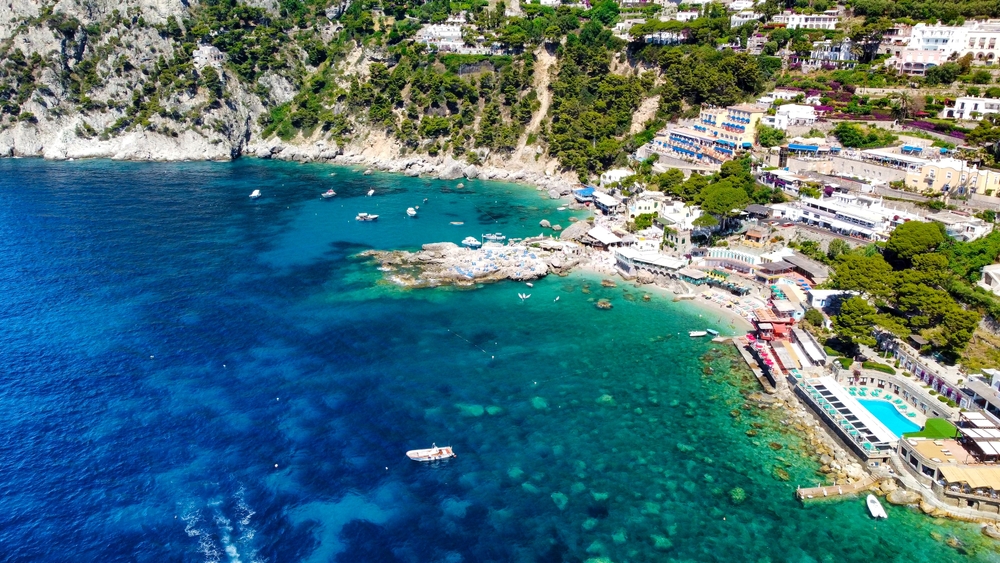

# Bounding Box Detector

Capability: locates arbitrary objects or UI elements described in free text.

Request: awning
[587,226,622,245]
[678,267,706,280]
[788,144,819,152]
[939,465,1000,490]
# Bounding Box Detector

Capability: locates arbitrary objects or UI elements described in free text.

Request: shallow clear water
[859,399,921,438]
[0,158,996,562]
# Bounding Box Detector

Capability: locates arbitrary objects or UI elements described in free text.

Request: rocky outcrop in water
[362,239,583,288]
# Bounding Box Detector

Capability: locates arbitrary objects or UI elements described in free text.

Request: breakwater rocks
[362,240,583,288]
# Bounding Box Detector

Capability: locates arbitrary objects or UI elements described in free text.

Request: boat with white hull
[867,494,887,519]
[406,444,456,461]
[249,189,261,199]
[688,331,708,337]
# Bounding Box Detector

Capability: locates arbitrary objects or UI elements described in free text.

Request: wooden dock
[796,476,876,501]
[733,337,776,393]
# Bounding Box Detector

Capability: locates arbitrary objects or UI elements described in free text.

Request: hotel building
[649,104,765,165]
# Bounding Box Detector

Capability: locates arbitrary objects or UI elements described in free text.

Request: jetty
[797,475,876,500]
[733,336,776,393]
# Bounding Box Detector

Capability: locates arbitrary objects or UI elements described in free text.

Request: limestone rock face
[540,219,551,229]
[886,489,920,505]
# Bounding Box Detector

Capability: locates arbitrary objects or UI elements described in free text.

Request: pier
[733,336,777,393]
[796,475,876,500]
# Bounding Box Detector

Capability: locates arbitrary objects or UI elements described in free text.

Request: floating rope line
[446,328,494,358]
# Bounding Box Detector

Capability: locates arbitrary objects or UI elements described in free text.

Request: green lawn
[903,418,960,439]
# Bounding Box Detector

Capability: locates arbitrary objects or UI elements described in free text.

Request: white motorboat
[407,207,417,217]
[519,293,531,301]
[554,296,560,302]
[867,494,887,519]
[483,233,505,242]
[462,236,482,248]
[356,213,379,222]
[321,189,336,198]
[367,188,375,197]
[688,331,708,337]
[249,189,261,199]
[525,282,533,288]
[406,443,456,462]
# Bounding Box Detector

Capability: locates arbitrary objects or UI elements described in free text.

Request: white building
[929,211,995,241]
[980,264,1000,296]
[730,11,761,27]
[627,191,669,219]
[760,114,789,130]
[757,88,804,105]
[772,11,840,30]
[776,104,817,125]
[600,168,633,187]
[193,45,226,69]
[675,10,700,22]
[805,38,857,69]
[886,21,1000,73]
[727,0,756,11]
[613,19,645,40]
[771,193,923,241]
[415,22,466,51]
[940,96,1000,120]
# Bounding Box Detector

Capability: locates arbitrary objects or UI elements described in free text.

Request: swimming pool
[858,399,921,437]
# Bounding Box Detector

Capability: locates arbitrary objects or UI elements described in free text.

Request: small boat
[688,331,708,337]
[554,296,560,302]
[450,221,464,226]
[367,188,375,197]
[519,293,531,301]
[249,189,261,199]
[407,207,417,217]
[321,189,336,198]
[456,183,464,189]
[525,282,534,288]
[867,494,887,519]
[407,443,456,461]
[356,213,379,221]
[423,198,428,203]
[462,236,482,248]
[363,169,373,175]
[557,206,566,211]
[706,329,720,336]
[483,233,505,242]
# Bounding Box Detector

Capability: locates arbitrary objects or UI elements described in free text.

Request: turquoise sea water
[858,399,921,438]
[0,158,997,562]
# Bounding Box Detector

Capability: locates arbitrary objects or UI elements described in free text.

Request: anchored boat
[407,207,417,217]
[249,189,261,199]
[867,494,887,519]
[356,212,379,221]
[406,444,456,462]
[321,189,336,198]
[688,331,708,337]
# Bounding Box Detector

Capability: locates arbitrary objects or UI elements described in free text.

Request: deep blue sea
[0,158,996,563]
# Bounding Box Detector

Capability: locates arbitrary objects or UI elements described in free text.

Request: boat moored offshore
[406,443,456,461]
[407,207,417,217]
[249,189,261,199]
[688,331,708,337]
[462,236,482,248]
[356,212,379,221]
[321,189,336,198]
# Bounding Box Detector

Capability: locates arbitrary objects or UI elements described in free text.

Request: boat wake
[181,488,262,563]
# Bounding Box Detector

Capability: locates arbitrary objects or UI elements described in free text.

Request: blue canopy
[742,142,753,148]
[574,187,595,196]
[788,144,819,152]
[901,145,923,153]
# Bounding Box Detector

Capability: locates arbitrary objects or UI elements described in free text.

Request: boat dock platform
[733,336,776,393]
[796,475,876,501]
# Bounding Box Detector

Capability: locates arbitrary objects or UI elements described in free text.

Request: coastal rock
[886,489,920,505]
[844,463,864,481]
[547,189,561,199]
[463,165,480,179]
[439,160,465,180]
[540,219,551,229]
[636,270,655,284]
[560,221,591,241]
[878,479,898,493]
[983,524,1000,540]
[552,224,562,231]
[919,500,937,514]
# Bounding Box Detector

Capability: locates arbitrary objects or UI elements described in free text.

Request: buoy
[274,464,279,468]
